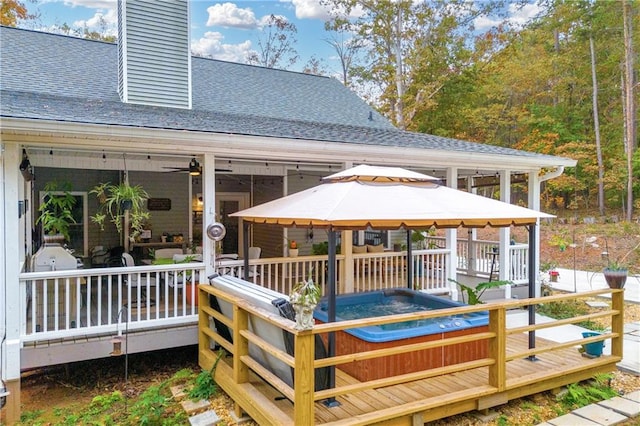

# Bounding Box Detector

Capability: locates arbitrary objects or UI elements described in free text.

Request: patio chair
[122,252,157,306]
[248,246,261,278]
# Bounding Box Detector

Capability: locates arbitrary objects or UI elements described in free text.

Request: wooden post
[233,305,249,418]
[294,330,315,424]
[488,307,506,391]
[611,289,624,358]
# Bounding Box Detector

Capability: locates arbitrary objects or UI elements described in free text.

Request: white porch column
[499,170,512,298]
[445,167,458,301]
[467,176,476,276]
[528,171,541,297]
[2,143,22,422]
[203,153,216,279]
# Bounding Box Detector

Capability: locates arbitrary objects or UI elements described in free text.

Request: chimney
[118,0,191,109]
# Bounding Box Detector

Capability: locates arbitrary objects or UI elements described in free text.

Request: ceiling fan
[162,157,231,175]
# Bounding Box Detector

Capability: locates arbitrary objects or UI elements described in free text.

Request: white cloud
[290,0,331,20]
[475,3,543,31]
[206,3,259,29]
[61,0,116,9]
[506,3,543,28]
[72,7,117,36]
[191,31,253,62]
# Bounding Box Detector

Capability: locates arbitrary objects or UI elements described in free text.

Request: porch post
[528,171,541,297]
[499,170,511,298]
[445,167,458,300]
[2,143,22,423]
[467,176,476,276]
[203,153,216,279]
[342,230,353,293]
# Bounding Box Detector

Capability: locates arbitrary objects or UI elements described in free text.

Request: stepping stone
[170,385,187,401]
[572,404,628,425]
[181,398,211,415]
[189,409,221,426]
[586,301,609,308]
[622,390,640,403]
[547,413,600,425]
[598,396,640,417]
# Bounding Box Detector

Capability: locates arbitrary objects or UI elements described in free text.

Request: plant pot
[581,331,604,357]
[549,271,559,282]
[603,268,627,289]
[121,200,133,211]
[289,248,299,257]
[292,302,316,330]
[186,283,199,305]
[43,234,65,245]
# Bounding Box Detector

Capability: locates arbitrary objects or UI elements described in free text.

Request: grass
[18,368,212,425]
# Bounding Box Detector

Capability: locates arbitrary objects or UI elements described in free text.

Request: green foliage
[290,274,320,306]
[36,181,77,240]
[188,349,224,401]
[448,279,511,304]
[559,376,617,410]
[312,241,329,255]
[90,181,150,242]
[19,409,44,424]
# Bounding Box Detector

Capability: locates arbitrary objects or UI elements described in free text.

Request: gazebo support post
[406,230,413,289]
[527,223,539,361]
[324,227,339,406]
[243,221,250,281]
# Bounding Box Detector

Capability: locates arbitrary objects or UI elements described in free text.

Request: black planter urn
[603,268,628,289]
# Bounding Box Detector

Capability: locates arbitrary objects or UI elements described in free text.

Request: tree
[322,0,509,129]
[1,0,37,27]
[622,0,637,220]
[324,33,363,86]
[246,14,299,69]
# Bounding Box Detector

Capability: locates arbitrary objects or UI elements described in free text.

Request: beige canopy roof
[231,165,552,229]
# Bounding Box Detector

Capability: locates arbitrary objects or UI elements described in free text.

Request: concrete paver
[572,404,628,425]
[598,396,640,418]
[547,413,601,425]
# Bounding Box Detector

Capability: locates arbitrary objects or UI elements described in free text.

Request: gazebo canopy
[231,165,552,229]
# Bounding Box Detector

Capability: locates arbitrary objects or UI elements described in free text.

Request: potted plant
[289,275,320,330]
[36,181,76,244]
[602,238,639,289]
[90,181,151,243]
[288,239,299,257]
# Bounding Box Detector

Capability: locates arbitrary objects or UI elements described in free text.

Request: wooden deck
[198,286,624,425]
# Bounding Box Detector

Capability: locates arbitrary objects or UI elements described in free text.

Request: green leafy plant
[559,375,617,410]
[188,349,224,401]
[448,279,512,304]
[290,274,320,307]
[536,298,605,330]
[36,181,77,241]
[90,181,150,242]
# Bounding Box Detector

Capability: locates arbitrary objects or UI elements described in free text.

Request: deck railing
[198,286,623,425]
[18,249,460,344]
[18,262,204,342]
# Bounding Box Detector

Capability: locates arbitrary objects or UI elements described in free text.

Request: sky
[26,0,543,75]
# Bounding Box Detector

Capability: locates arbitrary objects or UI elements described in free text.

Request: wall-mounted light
[189,158,201,176]
[19,149,34,181]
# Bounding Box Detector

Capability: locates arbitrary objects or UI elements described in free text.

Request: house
[0,1,576,421]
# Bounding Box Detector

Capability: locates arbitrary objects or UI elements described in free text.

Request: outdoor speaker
[206,222,226,241]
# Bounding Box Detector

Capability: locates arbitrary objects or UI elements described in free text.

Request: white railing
[19,246,501,344]
[19,262,204,342]
[217,251,451,296]
[428,236,529,284]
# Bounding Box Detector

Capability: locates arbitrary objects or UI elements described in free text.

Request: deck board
[273,333,618,424]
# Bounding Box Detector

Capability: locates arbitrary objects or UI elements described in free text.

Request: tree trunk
[622,0,636,221]
[590,36,605,216]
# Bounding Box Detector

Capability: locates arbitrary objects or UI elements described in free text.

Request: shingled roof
[0,26,572,163]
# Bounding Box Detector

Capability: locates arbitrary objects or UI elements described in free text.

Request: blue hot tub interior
[313,288,488,343]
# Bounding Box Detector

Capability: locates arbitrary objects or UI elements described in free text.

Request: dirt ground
[15,221,640,425]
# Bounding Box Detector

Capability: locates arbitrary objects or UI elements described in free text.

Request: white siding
[118,0,191,109]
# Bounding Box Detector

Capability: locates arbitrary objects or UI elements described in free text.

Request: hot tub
[313,288,489,381]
